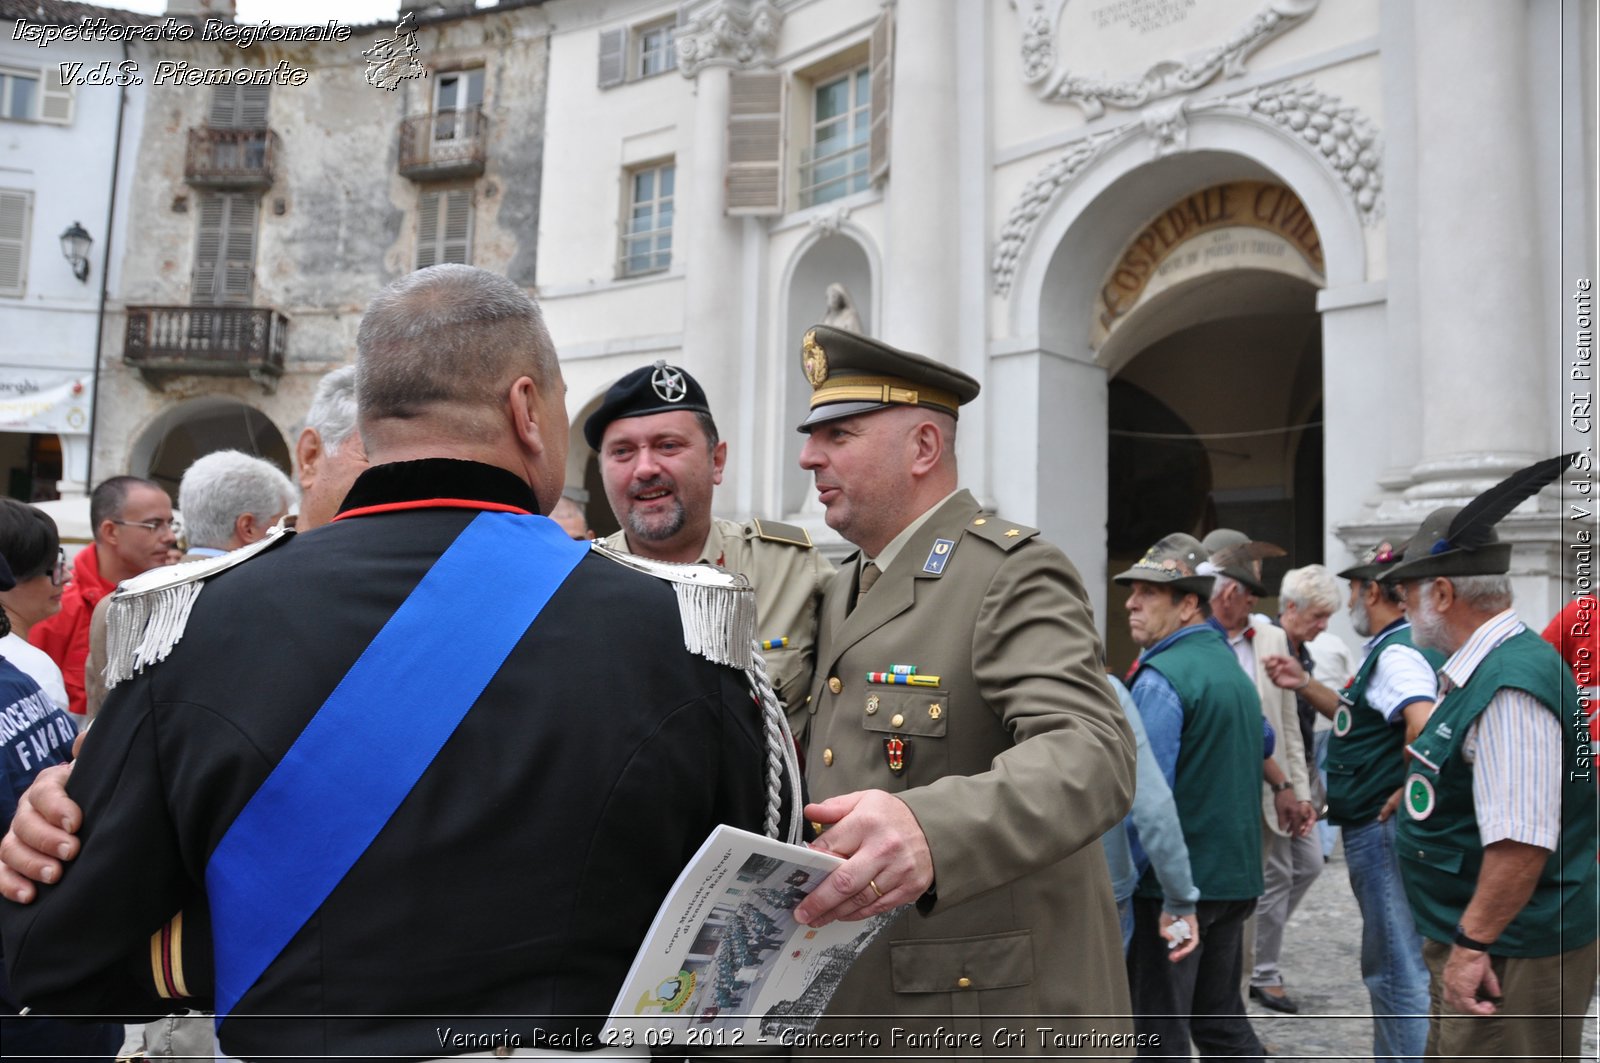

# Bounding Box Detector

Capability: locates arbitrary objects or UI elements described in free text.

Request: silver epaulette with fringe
[589,543,756,670]
[590,542,801,842]
[104,523,295,690]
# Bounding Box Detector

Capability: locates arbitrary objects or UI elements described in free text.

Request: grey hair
[356,265,558,439]
[1280,564,1342,613]
[178,450,295,550]
[1210,573,1242,602]
[1449,573,1513,612]
[303,365,358,455]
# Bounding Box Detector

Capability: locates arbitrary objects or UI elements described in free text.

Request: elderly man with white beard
[1376,456,1596,1061]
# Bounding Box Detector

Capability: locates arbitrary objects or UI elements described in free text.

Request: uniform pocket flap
[1325,760,1359,777]
[889,931,1033,993]
[1399,840,1463,874]
[859,688,949,738]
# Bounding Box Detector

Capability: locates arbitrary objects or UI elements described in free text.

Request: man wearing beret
[584,361,834,726]
[785,325,1136,1055]
[1379,458,1598,1060]
[1115,533,1266,1061]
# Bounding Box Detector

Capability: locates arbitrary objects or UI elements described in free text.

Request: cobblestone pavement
[1245,843,1598,1060]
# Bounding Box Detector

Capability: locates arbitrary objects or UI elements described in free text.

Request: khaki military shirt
[806,490,1135,1051]
[603,517,834,730]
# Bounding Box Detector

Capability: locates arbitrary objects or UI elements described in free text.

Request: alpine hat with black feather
[1380,454,1576,583]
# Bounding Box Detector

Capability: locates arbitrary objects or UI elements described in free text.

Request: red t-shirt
[27,544,115,717]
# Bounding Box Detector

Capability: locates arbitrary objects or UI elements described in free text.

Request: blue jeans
[1342,816,1429,1062]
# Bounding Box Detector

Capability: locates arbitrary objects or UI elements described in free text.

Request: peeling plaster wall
[94,5,550,481]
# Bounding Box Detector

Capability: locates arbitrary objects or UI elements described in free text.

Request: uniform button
[823,748,834,766]
[890,713,905,728]
[956,977,972,989]
[828,677,842,695]
[973,518,987,526]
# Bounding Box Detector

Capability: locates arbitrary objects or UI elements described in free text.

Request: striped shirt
[1441,610,1562,851]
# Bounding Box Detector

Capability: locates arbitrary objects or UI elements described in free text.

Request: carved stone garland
[990,81,1383,296]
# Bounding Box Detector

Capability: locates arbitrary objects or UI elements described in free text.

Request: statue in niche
[821,283,863,334]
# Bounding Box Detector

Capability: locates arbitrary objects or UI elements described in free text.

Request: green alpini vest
[1396,628,1599,957]
[1133,626,1264,901]
[1326,623,1444,827]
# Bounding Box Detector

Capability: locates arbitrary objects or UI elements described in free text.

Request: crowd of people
[0,264,1592,1063]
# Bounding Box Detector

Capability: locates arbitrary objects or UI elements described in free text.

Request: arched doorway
[568,391,619,540]
[1103,293,1323,669]
[128,397,290,498]
[1095,183,1325,670]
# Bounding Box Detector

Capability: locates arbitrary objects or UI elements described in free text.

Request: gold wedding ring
[869,879,884,898]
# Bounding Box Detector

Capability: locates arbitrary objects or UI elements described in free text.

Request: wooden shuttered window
[597,27,626,88]
[726,70,786,216]
[868,10,893,183]
[0,190,31,297]
[417,188,473,269]
[192,192,258,306]
[208,83,270,128]
[38,67,73,125]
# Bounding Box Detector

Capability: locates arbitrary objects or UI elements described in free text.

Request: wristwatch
[1453,924,1495,952]
[1270,780,1293,794]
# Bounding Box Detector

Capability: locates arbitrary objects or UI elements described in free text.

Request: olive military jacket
[805,490,1136,1054]
[604,516,834,728]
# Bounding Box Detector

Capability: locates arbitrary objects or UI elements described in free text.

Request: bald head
[356,265,559,445]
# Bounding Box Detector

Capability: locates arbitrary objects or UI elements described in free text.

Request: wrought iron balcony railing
[399,106,489,181]
[124,306,288,387]
[185,127,280,188]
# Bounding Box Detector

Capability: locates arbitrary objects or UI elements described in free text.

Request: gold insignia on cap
[802,329,829,387]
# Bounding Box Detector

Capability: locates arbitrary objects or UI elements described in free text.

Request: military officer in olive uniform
[1379,457,1598,1061]
[585,362,834,726]
[786,326,1136,1055]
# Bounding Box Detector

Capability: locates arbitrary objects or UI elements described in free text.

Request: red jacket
[29,545,115,717]
[1541,595,1599,752]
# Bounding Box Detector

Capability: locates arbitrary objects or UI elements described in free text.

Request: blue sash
[205,510,588,1020]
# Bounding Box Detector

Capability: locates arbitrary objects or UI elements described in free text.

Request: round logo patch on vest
[1333,705,1353,737]
[1404,773,1436,820]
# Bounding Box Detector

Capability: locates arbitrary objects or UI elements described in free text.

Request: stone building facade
[88,0,549,496]
[534,0,1594,662]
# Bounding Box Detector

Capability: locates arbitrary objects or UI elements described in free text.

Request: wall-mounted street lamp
[59,222,92,283]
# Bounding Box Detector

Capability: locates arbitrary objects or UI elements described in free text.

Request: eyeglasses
[48,548,67,587]
[112,517,176,534]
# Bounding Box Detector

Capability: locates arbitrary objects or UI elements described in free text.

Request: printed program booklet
[603,824,891,1048]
